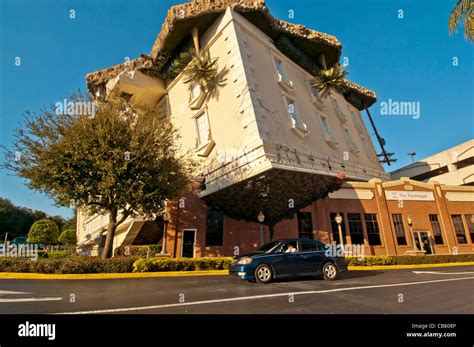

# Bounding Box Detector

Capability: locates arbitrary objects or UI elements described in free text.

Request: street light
[161,211,171,255]
[407,216,417,251]
[335,213,344,251]
[258,211,265,246]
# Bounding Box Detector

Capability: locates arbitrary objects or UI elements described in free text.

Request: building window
[319,113,338,148]
[392,214,407,245]
[331,97,347,123]
[306,79,324,109]
[330,212,345,244]
[284,96,308,136]
[195,111,210,146]
[347,213,364,245]
[361,136,377,161]
[190,83,201,101]
[465,214,474,243]
[365,213,381,246]
[273,56,293,91]
[206,209,224,246]
[451,215,467,244]
[342,127,359,154]
[297,212,313,239]
[350,109,364,133]
[429,214,444,245]
[189,84,206,109]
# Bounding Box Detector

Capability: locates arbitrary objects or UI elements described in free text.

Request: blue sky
[0,0,472,218]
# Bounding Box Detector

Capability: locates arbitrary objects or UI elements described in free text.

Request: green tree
[0,198,47,239]
[28,219,59,244]
[3,93,194,258]
[58,228,77,245]
[448,0,473,42]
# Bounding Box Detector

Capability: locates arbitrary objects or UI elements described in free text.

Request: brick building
[161,178,474,258]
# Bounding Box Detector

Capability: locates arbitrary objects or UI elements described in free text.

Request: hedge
[0,256,138,274]
[133,257,233,272]
[38,251,75,259]
[346,254,474,266]
[114,244,162,257]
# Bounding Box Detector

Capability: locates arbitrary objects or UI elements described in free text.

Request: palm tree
[310,64,347,98]
[448,0,473,42]
[182,48,219,95]
[311,64,396,166]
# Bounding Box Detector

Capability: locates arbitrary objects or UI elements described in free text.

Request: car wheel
[322,262,338,281]
[255,264,273,284]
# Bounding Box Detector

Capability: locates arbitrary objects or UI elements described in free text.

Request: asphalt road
[0,266,473,314]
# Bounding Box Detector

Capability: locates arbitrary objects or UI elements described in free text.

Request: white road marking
[57,276,474,314]
[0,289,62,303]
[0,297,63,303]
[413,270,474,275]
[0,290,31,295]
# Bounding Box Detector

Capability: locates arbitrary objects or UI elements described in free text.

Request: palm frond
[448,0,473,42]
[182,48,219,93]
[310,64,348,98]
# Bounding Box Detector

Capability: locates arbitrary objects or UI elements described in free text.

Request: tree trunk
[101,208,118,259]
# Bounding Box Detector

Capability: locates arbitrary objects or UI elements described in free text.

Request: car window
[282,241,299,253]
[300,239,318,252]
[315,241,326,251]
[258,241,282,253]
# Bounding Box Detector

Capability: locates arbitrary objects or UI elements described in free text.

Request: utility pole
[363,101,397,166]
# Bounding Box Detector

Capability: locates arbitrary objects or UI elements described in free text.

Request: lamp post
[335,213,344,251]
[407,216,417,251]
[258,211,265,246]
[161,212,171,255]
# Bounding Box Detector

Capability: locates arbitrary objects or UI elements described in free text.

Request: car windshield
[257,241,282,253]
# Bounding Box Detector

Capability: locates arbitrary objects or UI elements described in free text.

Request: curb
[0,262,473,280]
[0,270,229,280]
[348,261,474,271]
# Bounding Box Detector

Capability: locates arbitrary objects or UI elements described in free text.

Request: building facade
[391,139,474,186]
[158,178,474,258]
[76,1,473,258]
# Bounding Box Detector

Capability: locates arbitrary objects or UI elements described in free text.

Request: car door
[299,239,324,274]
[271,241,305,276]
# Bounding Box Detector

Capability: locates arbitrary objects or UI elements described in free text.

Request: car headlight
[237,257,252,265]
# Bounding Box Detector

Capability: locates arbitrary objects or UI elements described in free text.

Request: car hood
[234,251,267,260]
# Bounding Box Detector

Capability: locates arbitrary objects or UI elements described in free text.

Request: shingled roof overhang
[149,0,342,63]
[85,0,376,109]
[342,80,377,110]
[86,1,341,88]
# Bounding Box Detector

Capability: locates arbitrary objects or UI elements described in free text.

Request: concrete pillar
[372,181,398,255]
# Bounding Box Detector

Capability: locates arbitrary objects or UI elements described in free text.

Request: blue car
[229,238,347,283]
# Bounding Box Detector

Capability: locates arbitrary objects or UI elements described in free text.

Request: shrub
[27,219,59,244]
[0,256,138,274]
[58,229,77,245]
[346,254,474,266]
[46,251,74,259]
[133,257,233,273]
[114,244,162,257]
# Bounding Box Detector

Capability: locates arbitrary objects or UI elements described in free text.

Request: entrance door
[181,229,196,258]
[412,231,433,255]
